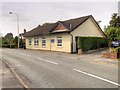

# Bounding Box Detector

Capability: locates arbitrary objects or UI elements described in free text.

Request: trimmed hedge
[115,47,120,59]
[77,37,109,52]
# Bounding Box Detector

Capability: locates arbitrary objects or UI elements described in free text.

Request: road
[1,48,119,88]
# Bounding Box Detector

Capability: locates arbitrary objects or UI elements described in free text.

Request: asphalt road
[1,48,119,88]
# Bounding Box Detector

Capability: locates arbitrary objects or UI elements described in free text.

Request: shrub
[115,47,120,59]
[115,47,120,53]
[77,37,109,52]
[10,44,15,48]
[110,48,116,53]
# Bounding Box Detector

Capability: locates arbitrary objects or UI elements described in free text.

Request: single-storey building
[25,15,106,53]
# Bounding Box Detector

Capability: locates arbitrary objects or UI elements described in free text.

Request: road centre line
[27,55,30,57]
[20,53,26,56]
[37,58,58,65]
[19,53,31,57]
[73,68,120,86]
[8,50,119,86]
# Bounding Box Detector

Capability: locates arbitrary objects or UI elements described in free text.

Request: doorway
[50,38,55,51]
[75,37,78,53]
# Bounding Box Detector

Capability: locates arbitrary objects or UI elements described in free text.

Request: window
[42,38,46,47]
[29,38,32,45]
[34,38,39,46]
[57,37,62,46]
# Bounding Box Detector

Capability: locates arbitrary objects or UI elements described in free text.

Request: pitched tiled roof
[25,23,57,37]
[25,15,102,37]
[61,15,90,30]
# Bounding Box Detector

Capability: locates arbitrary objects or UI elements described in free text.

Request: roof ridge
[59,15,92,23]
[25,15,93,37]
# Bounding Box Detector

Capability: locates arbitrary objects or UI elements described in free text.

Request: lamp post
[9,11,19,48]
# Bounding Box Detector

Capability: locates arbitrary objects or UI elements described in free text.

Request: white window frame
[34,38,39,46]
[57,37,62,46]
[29,38,32,45]
[42,38,46,47]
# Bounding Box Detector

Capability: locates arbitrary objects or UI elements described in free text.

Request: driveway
[1,48,119,88]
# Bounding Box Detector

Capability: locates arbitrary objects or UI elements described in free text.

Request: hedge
[115,47,120,59]
[77,37,109,52]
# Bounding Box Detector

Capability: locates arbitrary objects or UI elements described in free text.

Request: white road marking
[15,64,21,67]
[20,53,26,56]
[20,53,31,57]
[37,58,44,61]
[73,69,120,86]
[27,55,30,57]
[37,58,58,65]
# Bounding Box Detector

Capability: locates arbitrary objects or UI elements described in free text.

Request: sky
[1,1,119,36]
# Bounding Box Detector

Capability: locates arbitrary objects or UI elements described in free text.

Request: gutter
[50,34,51,51]
[68,32,73,53]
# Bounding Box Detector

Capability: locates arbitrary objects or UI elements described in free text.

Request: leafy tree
[13,36,24,48]
[4,33,13,40]
[13,36,18,47]
[109,13,120,28]
[104,26,118,40]
[104,13,120,41]
[2,33,25,48]
[0,37,2,47]
[2,33,14,48]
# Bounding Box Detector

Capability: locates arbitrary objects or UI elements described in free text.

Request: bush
[77,37,109,52]
[115,47,120,53]
[115,47,120,59]
[10,44,15,48]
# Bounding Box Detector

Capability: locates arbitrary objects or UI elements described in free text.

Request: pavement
[2,61,22,88]
[0,48,23,89]
[1,48,119,88]
[79,49,119,67]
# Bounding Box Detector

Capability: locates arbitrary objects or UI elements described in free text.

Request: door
[50,38,55,51]
[75,37,78,53]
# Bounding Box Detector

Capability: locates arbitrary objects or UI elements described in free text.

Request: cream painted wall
[26,17,104,53]
[71,17,105,52]
[25,33,71,53]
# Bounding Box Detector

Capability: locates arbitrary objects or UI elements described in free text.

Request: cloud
[1,2,118,36]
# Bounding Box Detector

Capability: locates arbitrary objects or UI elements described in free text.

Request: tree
[104,26,117,40]
[13,36,25,48]
[13,36,18,47]
[104,13,120,41]
[4,33,13,40]
[2,33,25,48]
[2,33,14,48]
[109,13,120,28]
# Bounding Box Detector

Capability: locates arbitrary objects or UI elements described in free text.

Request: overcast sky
[1,1,118,36]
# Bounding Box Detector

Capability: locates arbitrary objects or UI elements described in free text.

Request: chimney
[38,25,41,27]
[24,29,26,35]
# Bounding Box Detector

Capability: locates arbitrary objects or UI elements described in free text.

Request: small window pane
[34,38,39,46]
[42,38,46,47]
[57,37,62,46]
[29,38,32,45]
